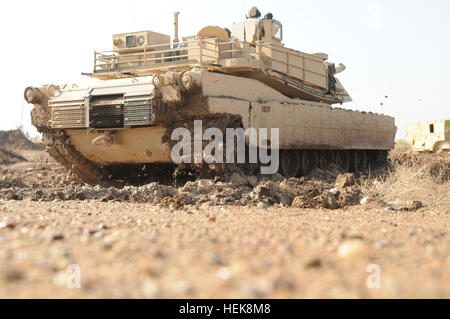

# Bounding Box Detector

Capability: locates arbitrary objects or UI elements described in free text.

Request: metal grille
[50,100,85,128]
[49,93,154,129]
[124,97,152,126]
[89,95,124,129]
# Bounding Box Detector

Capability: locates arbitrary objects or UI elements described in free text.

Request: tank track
[42,130,106,184]
[161,112,247,178]
[41,116,248,185]
[42,127,388,186]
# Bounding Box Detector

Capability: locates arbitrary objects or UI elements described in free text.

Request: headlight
[137,36,145,46]
[24,87,42,104]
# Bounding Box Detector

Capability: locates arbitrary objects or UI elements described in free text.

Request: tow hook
[92,131,116,146]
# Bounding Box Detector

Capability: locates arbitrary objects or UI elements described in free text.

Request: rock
[337,240,367,259]
[252,181,281,205]
[335,173,356,188]
[208,252,224,265]
[401,201,423,212]
[271,173,284,183]
[229,172,247,186]
[273,276,296,293]
[257,202,268,209]
[385,206,397,212]
[208,216,217,222]
[51,233,65,241]
[411,200,423,210]
[244,279,274,298]
[0,222,16,230]
[246,175,258,187]
[142,280,160,298]
[374,241,386,248]
[291,196,306,208]
[305,258,322,268]
[182,180,215,195]
[88,229,98,236]
[279,178,336,208]
[360,196,369,205]
[171,281,195,295]
[320,191,339,209]
[276,243,294,255]
[338,186,362,207]
[1,268,24,282]
[217,267,232,280]
[93,231,105,238]
[329,187,339,195]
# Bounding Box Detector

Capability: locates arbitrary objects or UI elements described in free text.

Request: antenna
[173,11,180,46]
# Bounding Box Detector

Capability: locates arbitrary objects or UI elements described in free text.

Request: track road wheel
[299,150,318,176]
[318,150,334,169]
[352,150,367,173]
[376,150,388,167]
[335,150,350,171]
[279,150,300,178]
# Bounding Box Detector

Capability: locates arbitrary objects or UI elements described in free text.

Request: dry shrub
[394,139,412,152]
[361,152,450,210]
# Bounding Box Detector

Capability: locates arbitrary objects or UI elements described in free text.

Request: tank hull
[63,99,394,166]
[66,126,171,165]
[27,70,395,183]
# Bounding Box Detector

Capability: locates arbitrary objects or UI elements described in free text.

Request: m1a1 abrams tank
[24,7,396,184]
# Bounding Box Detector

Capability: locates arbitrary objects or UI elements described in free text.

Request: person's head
[246,6,261,19]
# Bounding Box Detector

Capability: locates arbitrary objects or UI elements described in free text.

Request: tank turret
[89,7,351,104]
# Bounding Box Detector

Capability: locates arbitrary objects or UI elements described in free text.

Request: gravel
[0,151,448,298]
[0,201,448,298]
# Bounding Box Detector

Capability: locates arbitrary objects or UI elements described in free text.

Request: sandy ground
[0,200,449,299]
[0,151,449,298]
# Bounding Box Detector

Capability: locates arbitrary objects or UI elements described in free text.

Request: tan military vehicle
[405,120,450,153]
[24,7,396,184]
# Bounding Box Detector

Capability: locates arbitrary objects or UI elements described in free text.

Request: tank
[405,120,450,153]
[24,7,396,184]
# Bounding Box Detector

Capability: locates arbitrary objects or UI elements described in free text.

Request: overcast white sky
[0,0,449,138]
